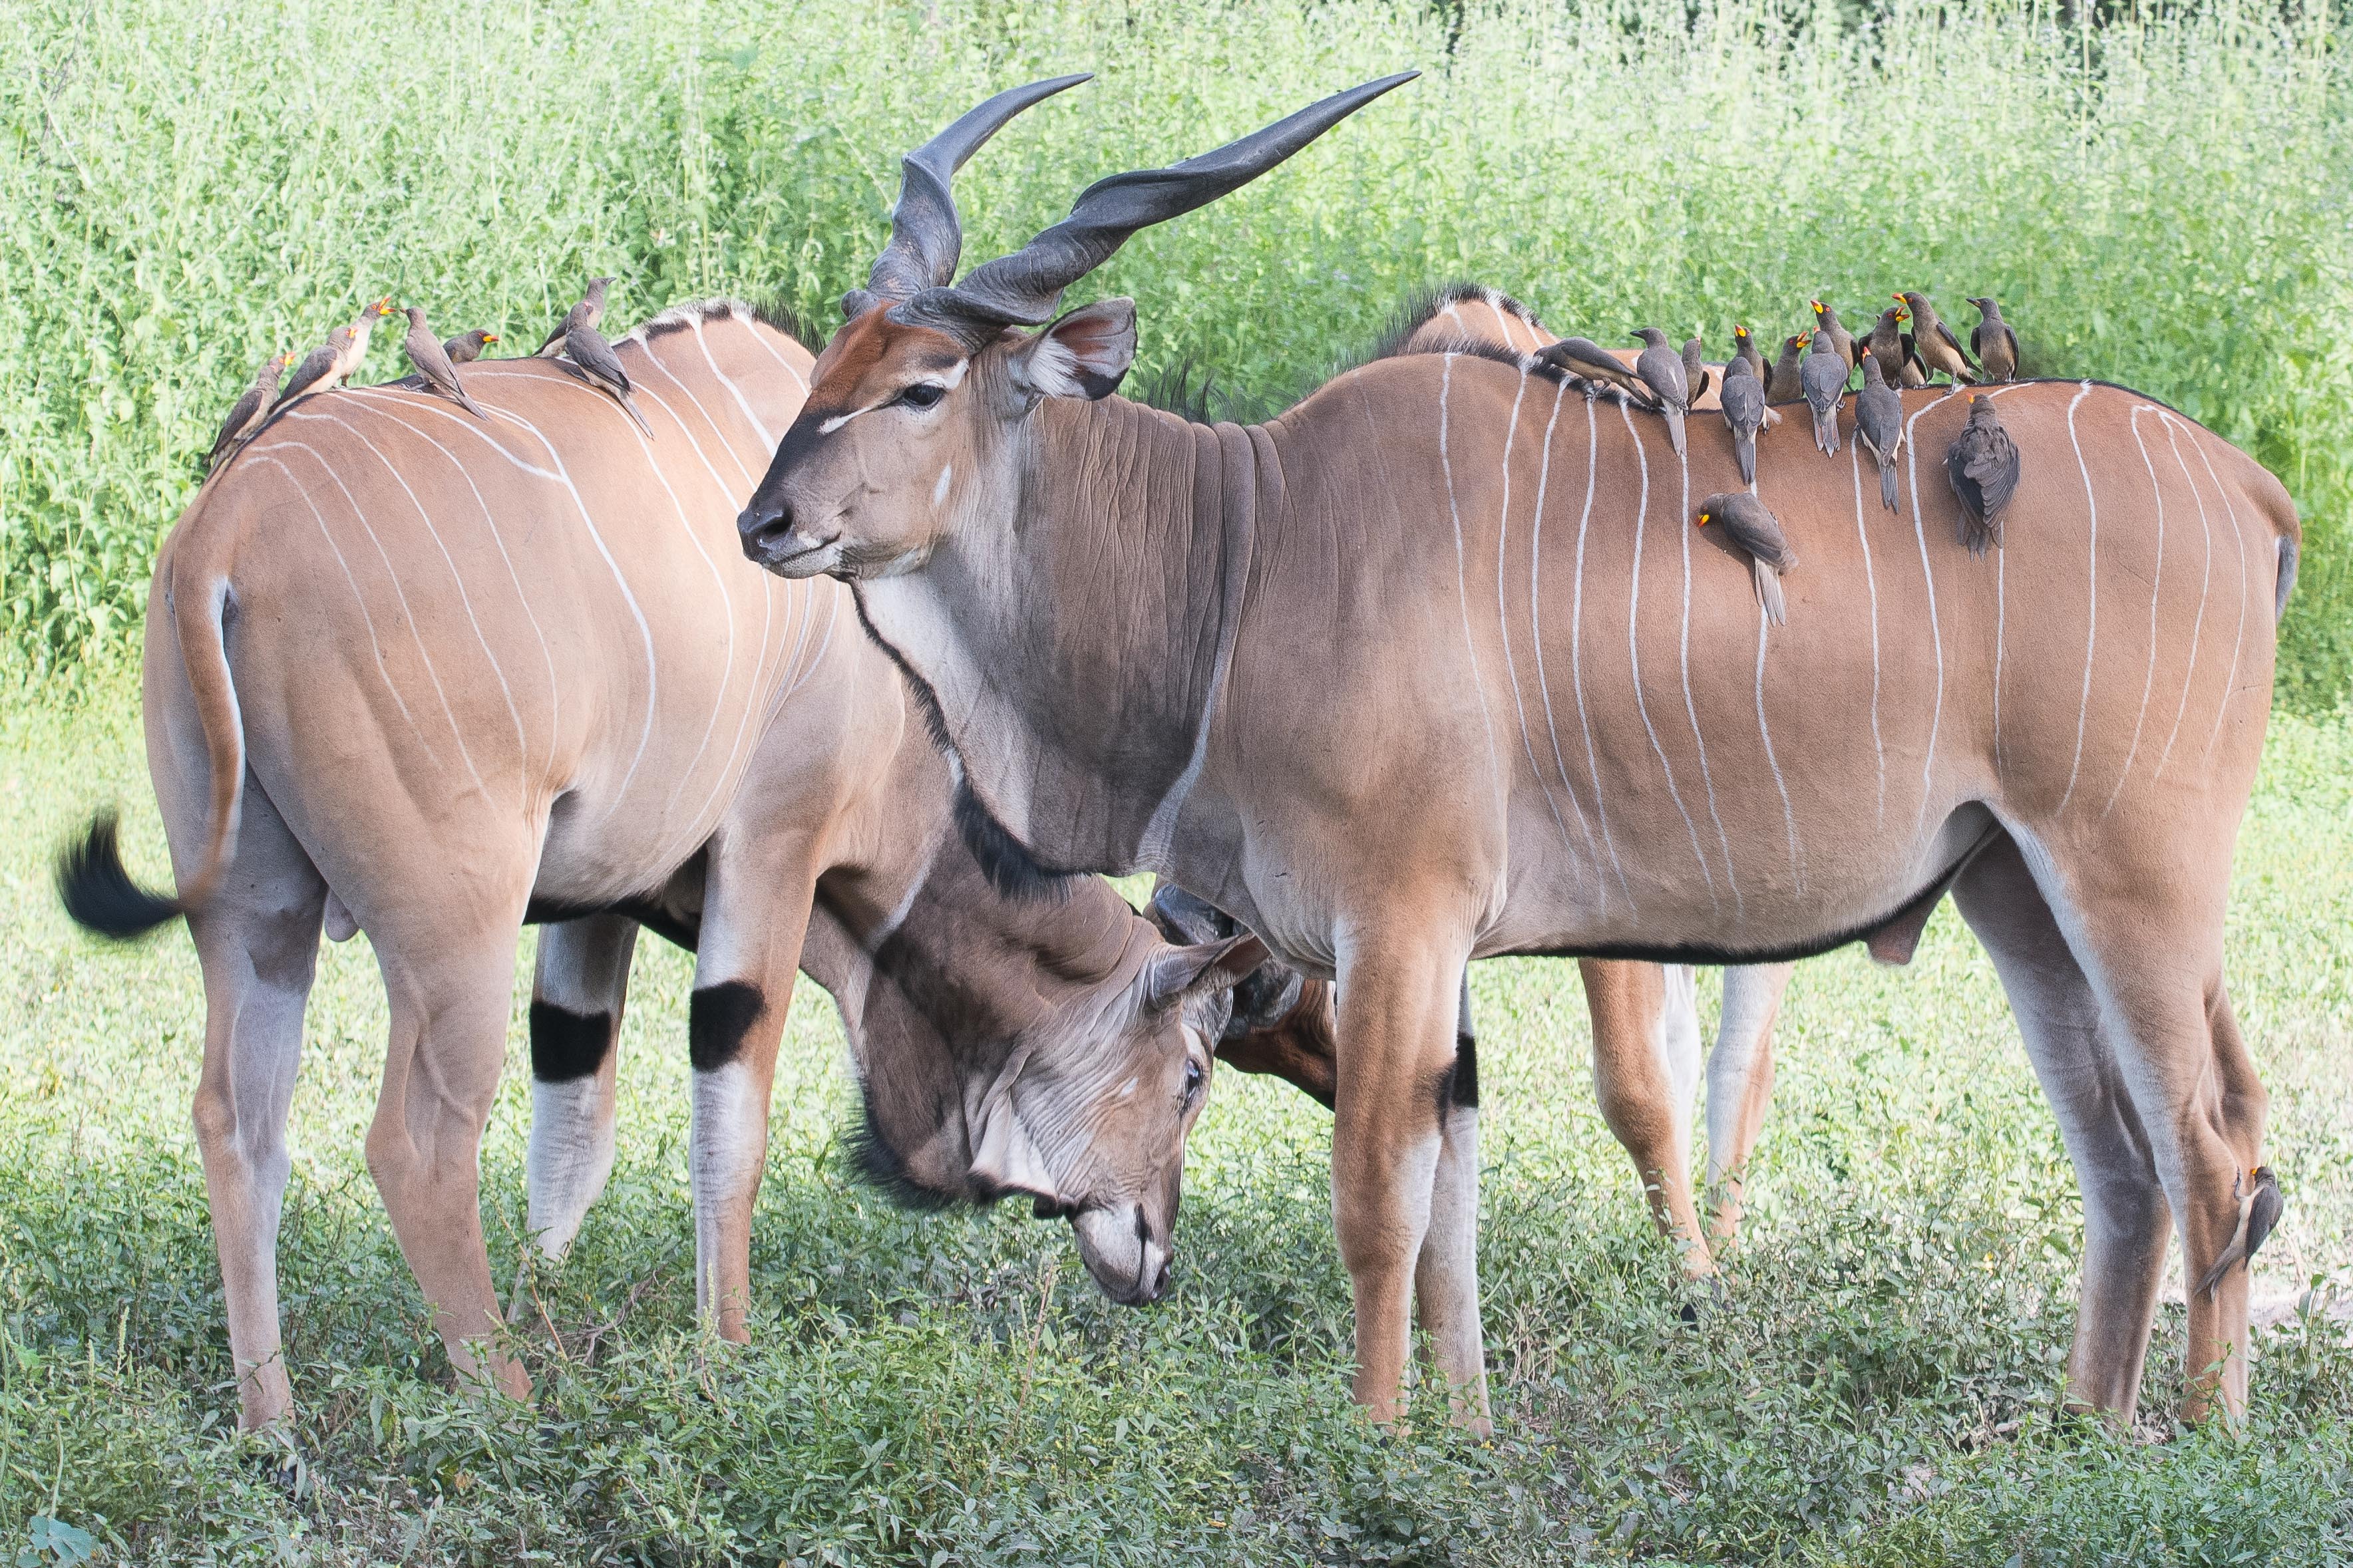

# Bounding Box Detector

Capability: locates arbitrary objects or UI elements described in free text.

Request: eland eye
[896,382,946,410]
[1182,1058,1205,1102]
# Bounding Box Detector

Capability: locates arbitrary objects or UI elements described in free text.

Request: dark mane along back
[1136,279,1553,428]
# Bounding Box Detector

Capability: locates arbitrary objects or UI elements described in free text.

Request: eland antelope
[737,78,2301,1431]
[61,98,1259,1428]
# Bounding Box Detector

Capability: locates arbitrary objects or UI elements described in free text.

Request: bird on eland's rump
[734,72,2303,1436]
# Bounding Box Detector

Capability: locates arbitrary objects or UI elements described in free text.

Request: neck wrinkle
[875,394,1249,879]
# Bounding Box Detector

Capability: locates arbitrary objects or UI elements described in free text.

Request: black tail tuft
[57,810,184,940]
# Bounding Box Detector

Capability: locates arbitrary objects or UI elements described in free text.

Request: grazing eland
[59,78,1260,1430]
[736,78,2299,1430]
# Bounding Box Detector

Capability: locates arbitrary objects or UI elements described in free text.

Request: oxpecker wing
[2193,1167,2282,1299]
[1854,359,1904,514]
[1718,364,1767,487]
[208,349,290,471]
[1632,326,1688,456]
[1801,331,1848,454]
[1695,490,1796,625]
[564,321,651,436]
[1967,297,2019,383]
[402,305,488,419]
[1944,394,2020,555]
[1899,292,1979,388]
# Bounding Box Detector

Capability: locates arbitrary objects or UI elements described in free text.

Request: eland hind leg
[1582,960,1714,1276]
[180,782,327,1430]
[1704,961,1795,1249]
[1954,832,2262,1422]
[364,889,534,1404]
[524,913,641,1263]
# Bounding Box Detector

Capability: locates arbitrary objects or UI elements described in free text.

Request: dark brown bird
[1809,299,1859,376]
[402,307,488,419]
[1729,324,1766,386]
[1865,305,1914,388]
[2194,1166,2282,1299]
[1766,331,1809,405]
[272,297,395,408]
[535,276,614,358]
[1718,361,1769,486]
[1727,324,1765,387]
[1967,297,2019,383]
[1631,327,1690,456]
[1680,337,1713,408]
[1540,337,1653,402]
[1801,330,1848,455]
[1899,292,1979,390]
[1944,395,2020,555]
[208,349,292,472]
[563,321,651,436]
[442,329,498,365]
[1855,357,1905,514]
[1696,492,1797,625]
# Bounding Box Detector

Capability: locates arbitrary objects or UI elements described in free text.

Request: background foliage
[3,0,2350,703]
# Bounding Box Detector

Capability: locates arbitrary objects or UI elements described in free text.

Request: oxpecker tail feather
[1663,406,1686,458]
[57,810,184,938]
[1735,432,1756,486]
[1813,408,1839,455]
[1753,559,1786,626]
[1879,459,1899,514]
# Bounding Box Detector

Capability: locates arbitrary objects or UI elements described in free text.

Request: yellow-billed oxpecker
[442,328,498,365]
[1967,296,2019,383]
[1855,357,1905,514]
[535,276,613,358]
[401,306,488,420]
[1944,394,2021,555]
[1801,329,1848,454]
[1696,491,1797,625]
[1631,326,1690,456]
[207,349,291,472]
[1898,291,1980,389]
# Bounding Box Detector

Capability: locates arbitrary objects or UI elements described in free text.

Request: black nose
[737,502,793,562]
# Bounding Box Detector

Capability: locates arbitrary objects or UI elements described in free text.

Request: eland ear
[1145,932,1270,1011]
[1007,297,1137,402]
[965,1042,1058,1200]
[1145,881,1235,947]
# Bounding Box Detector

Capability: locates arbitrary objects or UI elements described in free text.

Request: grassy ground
[3,680,2348,1563]
[5,0,2352,704]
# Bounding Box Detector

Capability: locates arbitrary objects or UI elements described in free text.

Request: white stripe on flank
[303,409,528,775]
[1675,446,1739,914]
[262,437,486,794]
[732,312,809,393]
[1847,442,1886,825]
[1570,394,1637,911]
[687,314,777,448]
[2101,406,2169,818]
[1494,370,1588,895]
[1437,353,1506,810]
[246,454,443,770]
[328,398,563,781]
[1619,400,1720,909]
[2054,383,2100,813]
[635,339,756,488]
[2151,416,2215,781]
[1900,395,1946,842]
[2183,421,2252,766]
[1524,376,1604,897]
[470,403,663,812]
[1755,601,1803,891]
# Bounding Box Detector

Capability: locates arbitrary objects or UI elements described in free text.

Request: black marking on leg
[530,1000,614,1083]
[688,981,764,1073]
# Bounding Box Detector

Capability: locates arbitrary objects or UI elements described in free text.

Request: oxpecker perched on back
[273,297,395,408]
[536,276,613,358]
[564,320,652,436]
[1729,324,1765,387]
[1801,331,1848,455]
[1718,360,1769,488]
[1539,337,1653,403]
[401,306,488,419]
[208,349,292,472]
[1899,293,1979,390]
[1967,297,2019,383]
[1766,332,1809,405]
[443,328,498,365]
[1854,357,1904,514]
[1630,327,1689,456]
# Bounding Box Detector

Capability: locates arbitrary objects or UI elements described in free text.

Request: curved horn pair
[842,73,1095,321]
[872,72,1419,351]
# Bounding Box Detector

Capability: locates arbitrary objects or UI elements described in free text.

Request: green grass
[4,0,2351,705]
[3,680,2350,1562]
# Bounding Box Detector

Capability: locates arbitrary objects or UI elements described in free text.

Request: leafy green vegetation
[5,0,2350,702]
[5,687,2349,1561]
